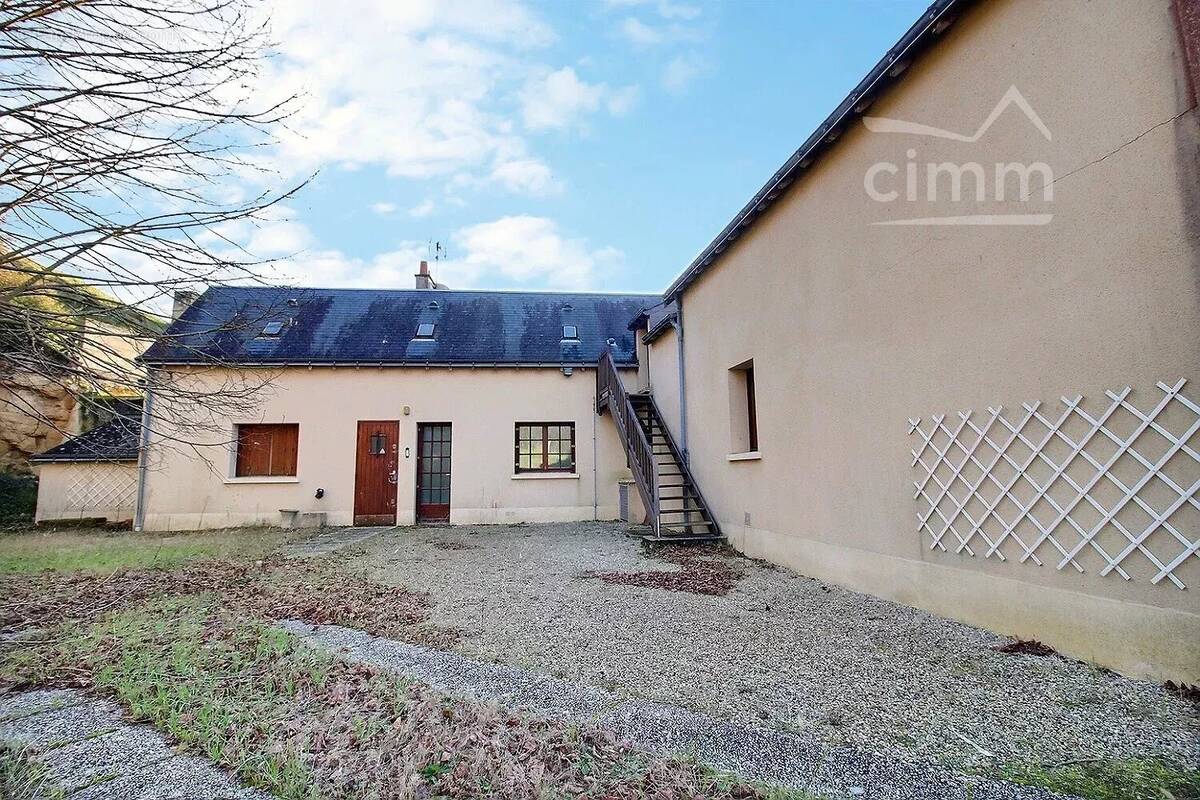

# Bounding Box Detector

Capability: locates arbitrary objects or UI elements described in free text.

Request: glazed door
[353,420,399,526]
[416,423,451,523]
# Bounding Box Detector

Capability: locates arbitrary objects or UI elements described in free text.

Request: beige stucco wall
[35,461,137,523]
[670,0,1200,680]
[645,327,683,448]
[140,366,636,531]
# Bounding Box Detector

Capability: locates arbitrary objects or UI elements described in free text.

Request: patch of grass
[0,527,294,575]
[702,764,821,800]
[3,597,794,800]
[0,741,62,799]
[0,551,453,648]
[995,758,1200,800]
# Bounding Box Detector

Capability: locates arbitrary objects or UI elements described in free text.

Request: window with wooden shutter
[235,423,298,477]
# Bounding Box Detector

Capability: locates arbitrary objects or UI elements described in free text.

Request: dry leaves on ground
[0,555,456,648]
[582,544,746,596]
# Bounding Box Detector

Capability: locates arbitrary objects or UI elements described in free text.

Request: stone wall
[0,371,75,473]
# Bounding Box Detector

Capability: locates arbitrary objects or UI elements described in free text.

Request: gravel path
[283,525,392,558]
[350,522,1200,772]
[0,689,268,799]
[283,619,1063,800]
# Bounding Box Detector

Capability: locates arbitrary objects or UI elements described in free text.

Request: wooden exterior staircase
[596,349,722,543]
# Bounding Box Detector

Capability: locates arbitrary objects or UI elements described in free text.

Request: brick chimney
[415,260,434,290]
[171,290,198,320]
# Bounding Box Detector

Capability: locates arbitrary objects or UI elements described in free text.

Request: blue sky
[245,0,929,294]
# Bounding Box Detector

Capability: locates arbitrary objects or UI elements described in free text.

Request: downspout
[674,298,689,463]
[592,392,598,520]
[132,370,155,532]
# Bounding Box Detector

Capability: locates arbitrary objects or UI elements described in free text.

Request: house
[32,0,1199,682]
[125,279,658,531]
[628,0,1200,682]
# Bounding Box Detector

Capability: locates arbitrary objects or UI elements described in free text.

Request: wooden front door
[353,420,399,526]
[416,423,451,523]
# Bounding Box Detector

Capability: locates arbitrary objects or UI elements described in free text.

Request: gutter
[642,311,678,345]
[663,0,973,302]
[140,360,641,370]
[29,457,137,464]
[132,373,155,532]
[675,299,688,462]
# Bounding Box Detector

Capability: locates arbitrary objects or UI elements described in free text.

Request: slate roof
[30,418,141,463]
[141,287,661,367]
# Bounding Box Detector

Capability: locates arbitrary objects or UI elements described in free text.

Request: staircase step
[642,534,725,545]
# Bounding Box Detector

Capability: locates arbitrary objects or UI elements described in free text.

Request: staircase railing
[596,348,660,537]
[640,392,721,539]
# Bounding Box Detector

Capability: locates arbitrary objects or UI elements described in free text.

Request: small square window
[415,322,436,339]
[562,325,578,340]
[261,321,284,336]
[235,423,298,476]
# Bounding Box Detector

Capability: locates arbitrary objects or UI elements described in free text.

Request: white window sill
[223,476,300,484]
[511,472,580,480]
[727,451,762,462]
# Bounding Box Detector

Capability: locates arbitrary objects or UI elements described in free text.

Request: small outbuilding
[29,419,140,525]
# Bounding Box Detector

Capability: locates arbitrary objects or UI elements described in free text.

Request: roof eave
[30,456,138,464]
[642,314,677,344]
[141,359,640,369]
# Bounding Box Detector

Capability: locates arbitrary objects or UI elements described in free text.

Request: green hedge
[0,472,37,525]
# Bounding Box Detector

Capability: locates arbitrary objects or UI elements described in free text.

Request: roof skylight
[562,325,578,340]
[261,321,284,336]
[415,322,436,339]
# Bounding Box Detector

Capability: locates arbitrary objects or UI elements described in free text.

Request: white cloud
[519,67,638,131]
[610,0,705,47]
[604,0,700,18]
[271,244,430,289]
[450,215,622,289]
[254,0,570,195]
[656,1,701,20]
[371,202,399,216]
[606,85,641,115]
[620,17,663,45]
[236,215,620,291]
[662,53,705,92]
[489,159,562,196]
[408,198,437,218]
[243,215,314,256]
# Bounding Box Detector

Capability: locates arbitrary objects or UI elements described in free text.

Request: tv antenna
[428,240,448,263]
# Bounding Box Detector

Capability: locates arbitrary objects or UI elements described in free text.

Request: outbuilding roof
[140,287,660,367]
[29,418,140,463]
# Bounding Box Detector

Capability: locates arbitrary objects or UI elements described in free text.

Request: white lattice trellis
[907,379,1200,589]
[65,464,137,513]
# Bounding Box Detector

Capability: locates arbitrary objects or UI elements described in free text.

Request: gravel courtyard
[349,522,1200,773]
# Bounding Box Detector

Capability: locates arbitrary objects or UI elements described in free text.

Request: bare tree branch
[0,0,307,465]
